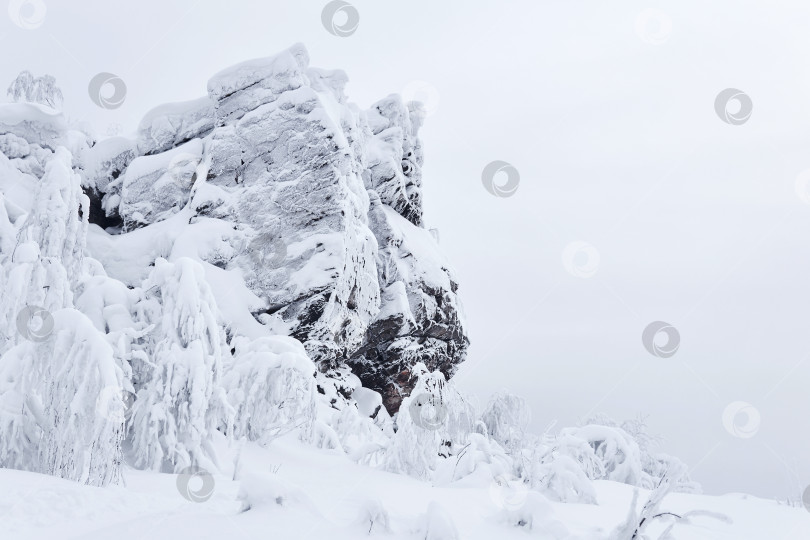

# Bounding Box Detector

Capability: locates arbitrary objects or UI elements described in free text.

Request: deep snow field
[3,434,809,540]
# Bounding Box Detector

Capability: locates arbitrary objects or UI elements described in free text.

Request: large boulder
[87,43,469,414]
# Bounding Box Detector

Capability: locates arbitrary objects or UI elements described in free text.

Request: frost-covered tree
[6,70,34,103]
[129,257,229,472]
[0,147,125,485]
[0,309,126,486]
[7,71,63,109]
[0,148,87,351]
[31,75,63,109]
[224,335,316,444]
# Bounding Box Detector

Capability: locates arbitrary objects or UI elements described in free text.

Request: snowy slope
[2,435,808,540]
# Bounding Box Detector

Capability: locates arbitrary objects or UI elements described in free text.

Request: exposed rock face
[84,43,468,414]
[350,194,467,412]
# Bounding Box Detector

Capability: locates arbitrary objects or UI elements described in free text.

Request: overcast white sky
[3,0,810,499]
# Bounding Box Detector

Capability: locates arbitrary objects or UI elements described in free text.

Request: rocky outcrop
[83,43,469,414]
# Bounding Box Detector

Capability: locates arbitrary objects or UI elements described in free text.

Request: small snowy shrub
[480,391,531,455]
[517,432,600,504]
[433,432,512,485]
[609,465,726,540]
[355,497,391,535]
[224,335,316,443]
[564,424,648,487]
[419,501,459,540]
[581,415,700,492]
[384,363,475,480]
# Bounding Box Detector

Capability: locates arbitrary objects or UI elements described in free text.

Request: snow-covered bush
[1,149,87,352]
[564,424,648,487]
[17,148,86,279]
[224,335,316,444]
[520,432,600,504]
[433,432,512,485]
[129,257,230,472]
[7,71,64,109]
[609,464,728,540]
[355,497,391,535]
[384,363,475,479]
[74,264,145,414]
[580,414,700,493]
[494,490,570,538]
[480,391,531,455]
[0,309,125,486]
[419,501,459,540]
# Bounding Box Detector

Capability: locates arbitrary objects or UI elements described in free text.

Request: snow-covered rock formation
[81,43,468,414]
[0,47,727,540]
[0,43,473,485]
